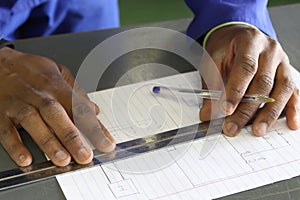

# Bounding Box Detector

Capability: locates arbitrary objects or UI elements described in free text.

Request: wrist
[203,22,259,49]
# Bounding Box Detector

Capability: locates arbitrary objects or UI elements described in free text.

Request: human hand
[200,25,300,136]
[0,47,115,167]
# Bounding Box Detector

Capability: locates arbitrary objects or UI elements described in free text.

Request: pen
[152,86,275,103]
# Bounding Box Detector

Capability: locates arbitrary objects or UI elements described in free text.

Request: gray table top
[1,3,300,200]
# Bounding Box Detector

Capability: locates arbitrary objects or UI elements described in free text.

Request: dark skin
[0,25,299,167]
[0,47,115,167]
[200,25,300,136]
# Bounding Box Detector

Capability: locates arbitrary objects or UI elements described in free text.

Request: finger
[252,63,295,136]
[222,102,260,137]
[38,99,93,164]
[223,48,279,136]
[12,78,92,164]
[57,64,99,114]
[200,77,223,121]
[19,77,113,159]
[200,99,213,121]
[199,51,224,121]
[0,116,32,166]
[286,88,300,130]
[9,79,74,165]
[72,82,100,115]
[71,97,116,152]
[220,38,261,115]
[200,99,223,121]
[4,76,73,166]
[47,73,115,152]
[11,103,72,166]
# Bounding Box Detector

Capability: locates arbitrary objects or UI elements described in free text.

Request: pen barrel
[153,86,274,103]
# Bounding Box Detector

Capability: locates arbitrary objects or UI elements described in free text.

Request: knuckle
[237,26,260,39]
[62,128,80,144]
[267,39,289,62]
[40,98,58,109]
[281,77,295,94]
[266,106,281,122]
[269,39,286,57]
[38,134,57,147]
[41,73,61,85]
[90,125,102,133]
[45,76,68,90]
[235,106,255,122]
[239,55,257,76]
[228,85,244,98]
[268,38,280,51]
[73,102,92,119]
[17,105,38,123]
[40,99,63,120]
[255,74,273,93]
[87,125,102,137]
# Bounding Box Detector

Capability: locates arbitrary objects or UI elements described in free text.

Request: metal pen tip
[243,95,275,103]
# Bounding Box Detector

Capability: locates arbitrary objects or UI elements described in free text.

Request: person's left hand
[199,24,300,136]
[0,47,115,167]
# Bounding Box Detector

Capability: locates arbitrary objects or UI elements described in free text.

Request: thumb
[199,51,224,121]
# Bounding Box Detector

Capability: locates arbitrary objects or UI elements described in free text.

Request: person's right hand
[199,25,300,136]
[0,47,115,167]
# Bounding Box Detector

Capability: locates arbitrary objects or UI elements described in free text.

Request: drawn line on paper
[151,157,300,200]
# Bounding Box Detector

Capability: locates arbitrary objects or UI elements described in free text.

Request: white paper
[57,70,300,200]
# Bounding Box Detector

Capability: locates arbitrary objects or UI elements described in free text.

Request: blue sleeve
[0,0,120,40]
[185,0,277,40]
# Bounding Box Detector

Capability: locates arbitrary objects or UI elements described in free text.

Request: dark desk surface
[1,4,300,200]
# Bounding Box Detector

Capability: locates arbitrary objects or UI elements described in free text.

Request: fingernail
[55,150,69,161]
[225,121,239,136]
[100,137,116,152]
[18,154,26,163]
[222,101,234,114]
[256,122,268,135]
[77,147,92,160]
[18,154,31,166]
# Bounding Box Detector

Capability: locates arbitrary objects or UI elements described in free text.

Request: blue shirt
[0,0,276,41]
[0,0,120,40]
[185,0,276,40]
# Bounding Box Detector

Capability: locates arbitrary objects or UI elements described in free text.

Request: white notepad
[56,70,300,200]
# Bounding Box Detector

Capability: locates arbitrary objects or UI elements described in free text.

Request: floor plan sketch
[57,71,300,200]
